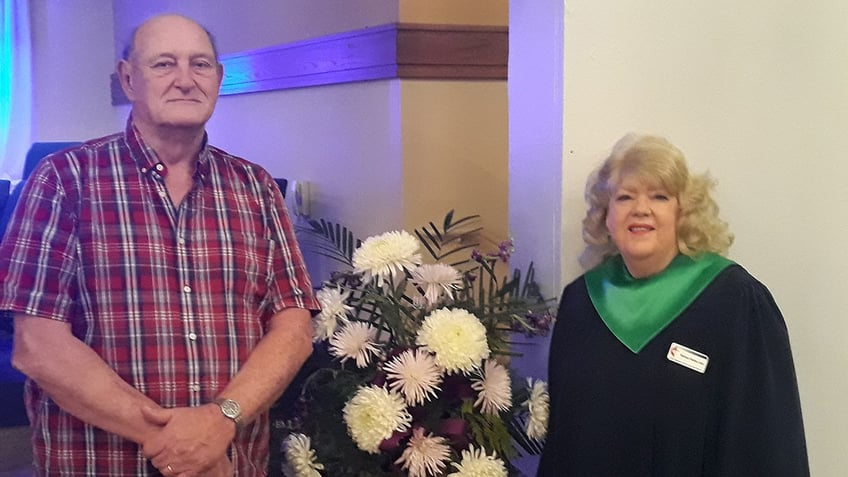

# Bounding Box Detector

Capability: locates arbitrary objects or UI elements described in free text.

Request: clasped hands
[141,404,236,477]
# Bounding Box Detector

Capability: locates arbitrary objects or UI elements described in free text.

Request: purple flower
[471,249,484,263]
[487,239,514,263]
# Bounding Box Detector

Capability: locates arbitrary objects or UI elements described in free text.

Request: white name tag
[667,342,709,374]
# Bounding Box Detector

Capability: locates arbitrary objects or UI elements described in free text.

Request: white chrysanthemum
[329,322,381,368]
[352,230,422,287]
[410,263,463,309]
[312,287,352,341]
[416,308,490,374]
[523,378,550,440]
[282,433,324,477]
[447,445,507,477]
[343,385,412,454]
[471,360,512,414]
[395,427,451,477]
[384,349,444,406]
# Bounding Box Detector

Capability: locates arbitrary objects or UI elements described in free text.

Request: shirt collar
[123,114,211,181]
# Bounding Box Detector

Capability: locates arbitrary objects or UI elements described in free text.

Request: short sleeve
[0,158,79,322]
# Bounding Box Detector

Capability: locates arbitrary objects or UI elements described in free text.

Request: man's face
[120,15,223,132]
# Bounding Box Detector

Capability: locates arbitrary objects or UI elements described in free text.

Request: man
[0,14,319,476]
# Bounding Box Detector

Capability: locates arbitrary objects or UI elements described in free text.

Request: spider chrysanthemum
[312,287,352,341]
[523,378,550,440]
[410,263,463,309]
[471,360,512,414]
[343,385,412,454]
[447,445,507,477]
[395,427,452,477]
[416,308,490,374]
[282,433,324,477]
[384,349,444,405]
[352,230,422,287]
[329,322,381,368]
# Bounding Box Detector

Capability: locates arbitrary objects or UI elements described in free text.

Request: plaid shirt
[0,119,319,476]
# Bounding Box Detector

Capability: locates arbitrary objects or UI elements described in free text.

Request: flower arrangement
[279,211,553,477]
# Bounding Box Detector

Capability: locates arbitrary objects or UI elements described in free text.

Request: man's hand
[141,404,235,475]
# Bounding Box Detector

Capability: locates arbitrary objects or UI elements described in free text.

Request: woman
[538,134,809,476]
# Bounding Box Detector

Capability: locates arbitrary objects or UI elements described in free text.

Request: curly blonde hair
[580,133,734,269]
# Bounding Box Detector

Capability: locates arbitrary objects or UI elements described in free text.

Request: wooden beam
[111,23,507,105]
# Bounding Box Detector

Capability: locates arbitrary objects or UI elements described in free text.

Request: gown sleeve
[707,272,809,476]
[537,281,580,476]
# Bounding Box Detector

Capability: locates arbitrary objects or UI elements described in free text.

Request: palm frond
[296,218,362,267]
[414,210,482,262]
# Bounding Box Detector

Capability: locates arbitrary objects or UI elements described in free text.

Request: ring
[166,464,174,474]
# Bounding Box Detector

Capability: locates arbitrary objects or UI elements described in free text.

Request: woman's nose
[632,196,650,215]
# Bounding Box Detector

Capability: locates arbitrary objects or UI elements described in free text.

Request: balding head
[122,14,219,61]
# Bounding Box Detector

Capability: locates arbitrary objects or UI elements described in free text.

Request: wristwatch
[214,398,243,427]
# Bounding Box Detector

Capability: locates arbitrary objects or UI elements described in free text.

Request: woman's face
[605,175,681,278]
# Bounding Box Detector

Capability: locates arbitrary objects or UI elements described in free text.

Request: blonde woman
[539,134,808,476]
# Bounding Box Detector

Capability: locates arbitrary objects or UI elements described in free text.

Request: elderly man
[0,13,319,476]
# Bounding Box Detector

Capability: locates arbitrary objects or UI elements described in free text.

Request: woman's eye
[653,194,670,201]
[615,194,632,201]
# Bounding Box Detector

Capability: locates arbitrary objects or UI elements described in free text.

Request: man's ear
[117,60,135,100]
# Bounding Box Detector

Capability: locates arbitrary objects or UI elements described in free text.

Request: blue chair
[0,142,81,241]
[0,180,10,215]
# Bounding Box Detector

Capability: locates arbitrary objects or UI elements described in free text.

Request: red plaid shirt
[0,119,318,476]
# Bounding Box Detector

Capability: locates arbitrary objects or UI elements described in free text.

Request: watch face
[220,399,241,419]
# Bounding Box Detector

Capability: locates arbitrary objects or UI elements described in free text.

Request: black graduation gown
[538,264,809,476]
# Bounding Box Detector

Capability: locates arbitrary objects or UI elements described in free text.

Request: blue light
[0,1,14,160]
[0,0,32,180]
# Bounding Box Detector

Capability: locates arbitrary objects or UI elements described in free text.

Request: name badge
[667,342,709,374]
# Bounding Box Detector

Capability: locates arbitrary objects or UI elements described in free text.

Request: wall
[401,81,509,243]
[112,0,398,58]
[29,0,121,142]
[507,2,564,474]
[399,0,507,25]
[555,1,845,474]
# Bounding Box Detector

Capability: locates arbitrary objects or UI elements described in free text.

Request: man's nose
[172,65,195,90]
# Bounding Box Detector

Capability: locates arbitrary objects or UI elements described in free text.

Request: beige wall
[399,0,507,25]
[397,1,510,249]
[401,81,509,246]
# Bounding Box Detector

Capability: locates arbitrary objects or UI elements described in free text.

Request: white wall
[29,0,120,142]
[558,1,847,474]
[112,0,398,58]
[507,3,564,474]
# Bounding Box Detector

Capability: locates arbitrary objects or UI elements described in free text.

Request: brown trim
[111,23,507,105]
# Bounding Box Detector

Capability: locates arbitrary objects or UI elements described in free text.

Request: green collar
[585,253,734,353]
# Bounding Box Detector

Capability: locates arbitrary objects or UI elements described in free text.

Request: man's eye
[152,61,174,69]
[193,61,212,69]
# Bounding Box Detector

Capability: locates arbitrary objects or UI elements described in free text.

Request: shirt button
[178,237,186,245]
[183,285,192,293]
[188,332,197,341]
[189,383,200,392]
[155,163,165,171]
[158,191,167,198]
